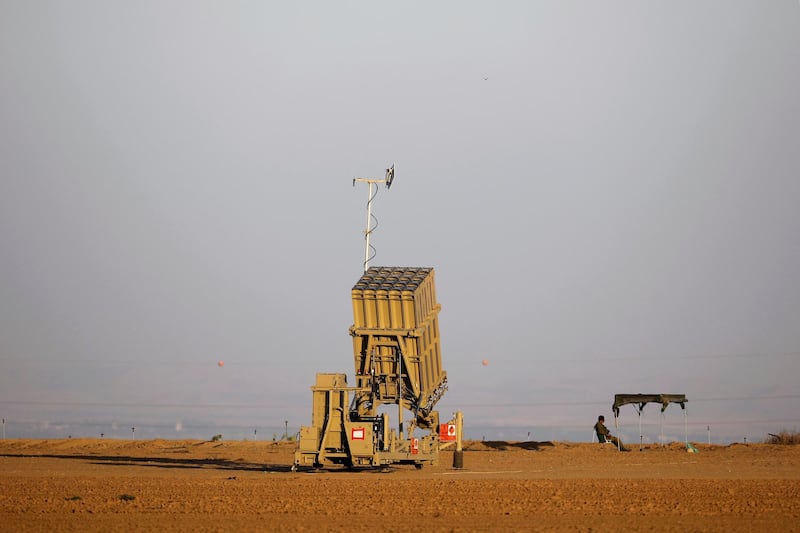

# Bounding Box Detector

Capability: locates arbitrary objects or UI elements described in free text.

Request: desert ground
[1,438,799,532]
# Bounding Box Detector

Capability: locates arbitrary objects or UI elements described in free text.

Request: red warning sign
[440,423,457,441]
[411,437,419,455]
[351,427,365,440]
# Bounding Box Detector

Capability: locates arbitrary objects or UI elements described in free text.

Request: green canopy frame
[612,394,688,450]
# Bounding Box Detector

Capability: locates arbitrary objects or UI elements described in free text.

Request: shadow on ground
[466,440,555,451]
[0,453,291,473]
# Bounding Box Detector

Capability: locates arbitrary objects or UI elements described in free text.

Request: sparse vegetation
[65,495,82,501]
[211,434,223,442]
[765,430,800,445]
[119,494,136,501]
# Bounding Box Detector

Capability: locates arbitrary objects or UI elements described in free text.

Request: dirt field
[1,438,799,532]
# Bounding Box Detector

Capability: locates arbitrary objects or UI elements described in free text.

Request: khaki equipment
[294,266,453,469]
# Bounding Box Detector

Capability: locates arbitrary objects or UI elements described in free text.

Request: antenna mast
[353,164,395,272]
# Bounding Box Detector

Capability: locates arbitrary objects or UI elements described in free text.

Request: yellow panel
[388,289,403,328]
[376,289,390,329]
[363,288,376,328]
[350,267,445,408]
[351,288,365,329]
[401,291,415,329]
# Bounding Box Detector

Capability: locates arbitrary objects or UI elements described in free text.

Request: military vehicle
[293,266,458,469]
[293,167,462,469]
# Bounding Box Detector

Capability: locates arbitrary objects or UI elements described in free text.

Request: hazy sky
[1,1,798,443]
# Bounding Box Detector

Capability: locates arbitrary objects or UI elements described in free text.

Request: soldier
[594,415,629,451]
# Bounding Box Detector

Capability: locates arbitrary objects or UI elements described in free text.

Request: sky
[1,1,798,444]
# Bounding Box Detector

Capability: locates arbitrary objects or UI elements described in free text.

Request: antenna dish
[385,164,395,189]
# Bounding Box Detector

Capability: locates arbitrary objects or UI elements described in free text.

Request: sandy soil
[1,438,799,532]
